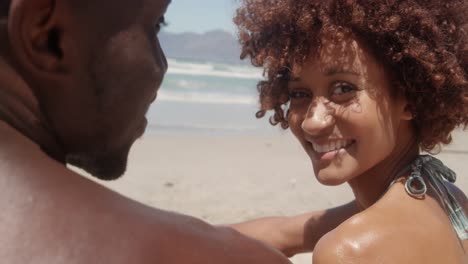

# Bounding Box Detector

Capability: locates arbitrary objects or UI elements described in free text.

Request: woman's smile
[309,139,356,161]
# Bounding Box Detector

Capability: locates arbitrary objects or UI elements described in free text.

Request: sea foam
[157,90,257,105]
[166,59,263,80]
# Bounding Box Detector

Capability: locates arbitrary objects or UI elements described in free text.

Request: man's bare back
[0,0,294,262]
[0,123,291,263]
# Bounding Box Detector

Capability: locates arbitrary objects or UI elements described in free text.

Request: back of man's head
[0,0,169,180]
[0,1,10,17]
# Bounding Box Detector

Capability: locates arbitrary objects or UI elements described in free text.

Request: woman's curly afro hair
[234,0,468,152]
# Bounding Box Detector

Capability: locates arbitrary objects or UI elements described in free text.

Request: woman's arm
[228,200,359,257]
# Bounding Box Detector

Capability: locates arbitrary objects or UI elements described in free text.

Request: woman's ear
[401,103,414,121]
[8,0,67,74]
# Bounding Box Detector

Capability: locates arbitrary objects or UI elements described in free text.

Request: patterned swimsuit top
[396,155,468,240]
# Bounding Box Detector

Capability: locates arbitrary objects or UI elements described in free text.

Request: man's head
[2,0,170,180]
[0,1,10,17]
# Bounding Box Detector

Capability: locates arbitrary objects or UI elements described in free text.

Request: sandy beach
[87,128,467,264]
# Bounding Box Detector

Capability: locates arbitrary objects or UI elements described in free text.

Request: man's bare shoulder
[0,131,290,264]
[0,168,291,263]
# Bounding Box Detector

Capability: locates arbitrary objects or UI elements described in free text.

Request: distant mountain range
[159,30,246,64]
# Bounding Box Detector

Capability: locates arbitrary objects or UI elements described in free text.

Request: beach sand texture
[90,129,467,264]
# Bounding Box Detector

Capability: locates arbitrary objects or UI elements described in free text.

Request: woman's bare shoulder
[313,186,463,263]
[312,207,405,263]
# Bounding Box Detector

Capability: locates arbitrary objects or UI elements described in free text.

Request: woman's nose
[301,99,335,136]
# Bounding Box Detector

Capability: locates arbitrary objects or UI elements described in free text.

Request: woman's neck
[348,135,420,210]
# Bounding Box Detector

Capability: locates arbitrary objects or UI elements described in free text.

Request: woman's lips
[309,139,356,161]
[311,139,355,153]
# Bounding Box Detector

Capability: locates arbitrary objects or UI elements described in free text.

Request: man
[0,0,353,263]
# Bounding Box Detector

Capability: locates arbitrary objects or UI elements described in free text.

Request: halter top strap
[397,155,468,240]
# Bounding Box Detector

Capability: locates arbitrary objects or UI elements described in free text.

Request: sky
[164,0,240,34]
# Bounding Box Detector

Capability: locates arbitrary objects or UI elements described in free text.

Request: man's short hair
[0,0,10,17]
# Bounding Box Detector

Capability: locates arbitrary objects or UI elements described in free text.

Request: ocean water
[147,58,280,135]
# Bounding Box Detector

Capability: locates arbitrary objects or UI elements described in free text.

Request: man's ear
[8,0,67,75]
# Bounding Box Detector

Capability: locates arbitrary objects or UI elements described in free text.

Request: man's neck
[0,57,65,163]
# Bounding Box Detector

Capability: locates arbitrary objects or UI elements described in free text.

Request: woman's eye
[154,16,167,34]
[331,82,356,96]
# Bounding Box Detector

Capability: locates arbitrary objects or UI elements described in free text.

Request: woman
[232,0,468,263]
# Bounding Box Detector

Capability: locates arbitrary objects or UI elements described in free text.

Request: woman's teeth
[312,140,354,153]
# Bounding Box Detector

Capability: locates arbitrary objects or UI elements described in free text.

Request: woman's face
[287,36,413,186]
